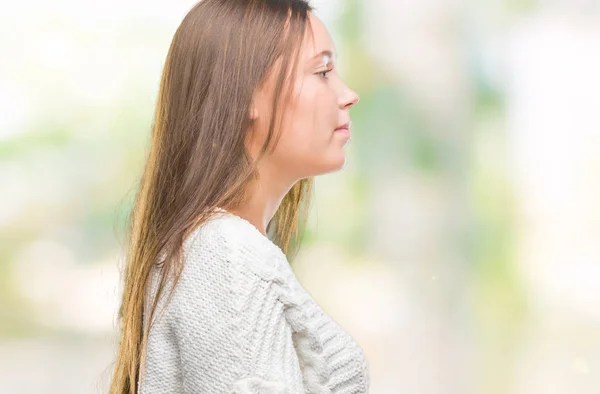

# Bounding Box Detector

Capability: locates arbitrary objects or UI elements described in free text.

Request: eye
[317,69,331,79]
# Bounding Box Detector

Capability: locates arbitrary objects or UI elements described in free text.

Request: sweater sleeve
[167,232,306,394]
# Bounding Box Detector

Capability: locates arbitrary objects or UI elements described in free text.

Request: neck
[228,169,297,236]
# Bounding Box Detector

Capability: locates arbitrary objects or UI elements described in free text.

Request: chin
[313,152,348,176]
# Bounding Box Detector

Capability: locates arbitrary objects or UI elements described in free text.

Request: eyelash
[317,69,332,79]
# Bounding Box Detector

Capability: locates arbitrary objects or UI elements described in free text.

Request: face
[248,12,360,183]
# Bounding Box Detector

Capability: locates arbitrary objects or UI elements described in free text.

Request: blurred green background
[1,0,599,393]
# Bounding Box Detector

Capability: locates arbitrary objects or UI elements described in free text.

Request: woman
[109,0,368,393]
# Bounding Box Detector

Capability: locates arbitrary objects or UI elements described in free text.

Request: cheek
[270,82,345,176]
[286,82,337,143]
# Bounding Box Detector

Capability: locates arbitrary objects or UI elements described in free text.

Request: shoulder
[162,212,288,332]
[181,211,291,283]
[160,212,295,326]
[147,213,309,392]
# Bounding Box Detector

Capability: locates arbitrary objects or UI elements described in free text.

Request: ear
[249,105,259,121]
[249,87,266,121]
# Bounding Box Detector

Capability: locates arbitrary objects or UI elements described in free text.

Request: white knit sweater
[138,208,370,393]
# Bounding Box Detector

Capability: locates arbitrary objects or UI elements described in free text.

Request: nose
[339,86,359,110]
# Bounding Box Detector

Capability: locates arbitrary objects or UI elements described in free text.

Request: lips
[335,121,351,132]
[334,122,351,141]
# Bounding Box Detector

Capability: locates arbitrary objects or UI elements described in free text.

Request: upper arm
[168,232,304,393]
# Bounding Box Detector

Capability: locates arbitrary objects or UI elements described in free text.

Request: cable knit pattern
[138,208,370,393]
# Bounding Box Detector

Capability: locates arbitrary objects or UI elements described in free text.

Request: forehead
[302,13,336,61]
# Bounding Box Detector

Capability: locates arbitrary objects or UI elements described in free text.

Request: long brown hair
[109,1,314,392]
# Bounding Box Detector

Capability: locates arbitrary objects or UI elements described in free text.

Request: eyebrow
[307,50,337,65]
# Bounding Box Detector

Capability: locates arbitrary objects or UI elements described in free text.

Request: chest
[289,284,371,393]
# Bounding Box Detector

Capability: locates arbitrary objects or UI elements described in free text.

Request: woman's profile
[109,0,368,393]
